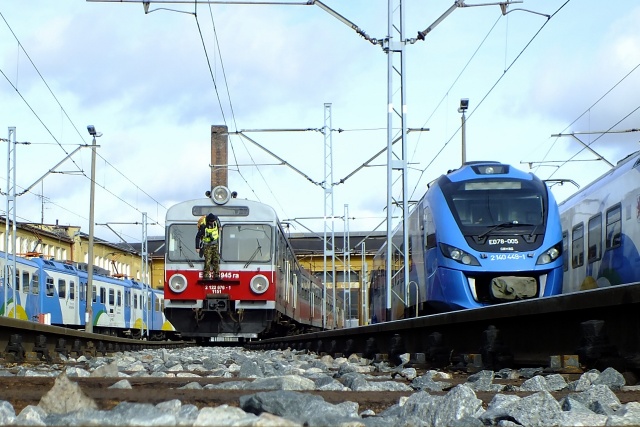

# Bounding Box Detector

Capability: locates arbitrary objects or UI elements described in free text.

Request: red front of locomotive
[165,268,277,303]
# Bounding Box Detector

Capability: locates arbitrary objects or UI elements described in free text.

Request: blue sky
[1,1,639,242]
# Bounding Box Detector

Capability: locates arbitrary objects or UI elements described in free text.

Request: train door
[114,287,124,328]
[570,223,586,292]
[68,278,79,325]
[57,276,76,325]
[124,288,132,329]
[284,260,291,316]
[105,286,118,329]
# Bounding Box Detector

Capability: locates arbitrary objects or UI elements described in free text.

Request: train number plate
[487,238,519,245]
[489,253,526,261]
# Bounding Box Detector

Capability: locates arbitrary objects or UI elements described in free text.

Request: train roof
[443,161,536,183]
[558,150,640,209]
[166,197,278,222]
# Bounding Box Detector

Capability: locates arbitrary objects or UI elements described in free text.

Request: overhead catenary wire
[410,1,569,203]
[534,60,640,177]
[0,11,170,239]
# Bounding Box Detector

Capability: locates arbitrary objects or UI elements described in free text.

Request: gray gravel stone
[0,346,636,426]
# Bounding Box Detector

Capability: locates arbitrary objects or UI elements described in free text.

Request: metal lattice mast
[384,0,410,321]
[360,240,368,326]
[322,103,336,329]
[4,127,17,318]
[344,204,351,327]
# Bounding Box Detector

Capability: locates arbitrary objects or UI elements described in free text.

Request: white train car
[558,150,640,292]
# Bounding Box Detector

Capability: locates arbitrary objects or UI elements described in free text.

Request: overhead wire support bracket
[232,131,323,187]
[416,0,523,41]
[311,1,382,46]
[550,132,615,168]
[16,144,89,197]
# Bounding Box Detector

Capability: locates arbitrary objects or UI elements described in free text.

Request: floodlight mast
[86,125,102,334]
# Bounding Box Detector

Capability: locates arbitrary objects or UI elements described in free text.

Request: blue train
[0,251,176,339]
[371,161,564,321]
[559,150,640,292]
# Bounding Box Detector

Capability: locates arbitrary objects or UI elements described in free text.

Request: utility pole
[86,125,102,333]
[459,98,469,164]
[4,127,17,318]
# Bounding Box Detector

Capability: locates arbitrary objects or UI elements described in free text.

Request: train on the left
[0,252,177,340]
[164,185,344,343]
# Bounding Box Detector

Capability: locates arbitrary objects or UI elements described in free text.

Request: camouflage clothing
[196,214,221,280]
[202,243,220,279]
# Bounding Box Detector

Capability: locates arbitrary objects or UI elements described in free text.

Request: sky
[0,0,639,244]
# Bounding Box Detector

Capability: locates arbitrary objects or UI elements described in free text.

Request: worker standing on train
[195,213,220,279]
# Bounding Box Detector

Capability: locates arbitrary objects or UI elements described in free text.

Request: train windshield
[220,224,272,263]
[166,223,273,263]
[441,179,547,232]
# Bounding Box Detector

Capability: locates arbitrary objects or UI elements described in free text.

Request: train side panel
[560,151,640,292]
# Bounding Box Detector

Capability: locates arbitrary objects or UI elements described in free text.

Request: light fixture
[458,98,469,113]
[87,125,103,138]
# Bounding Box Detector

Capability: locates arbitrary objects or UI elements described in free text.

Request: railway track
[0,316,190,363]
[249,283,640,374]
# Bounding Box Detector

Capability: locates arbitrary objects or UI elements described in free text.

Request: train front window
[167,223,273,263]
[442,179,546,231]
[221,224,272,263]
[167,224,201,262]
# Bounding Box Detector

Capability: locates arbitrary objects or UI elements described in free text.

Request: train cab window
[571,223,584,268]
[70,281,75,299]
[221,224,272,262]
[46,277,55,297]
[109,289,115,305]
[587,214,602,263]
[606,204,622,249]
[58,279,66,298]
[562,231,568,272]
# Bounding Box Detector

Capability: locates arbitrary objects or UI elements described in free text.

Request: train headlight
[536,243,562,265]
[210,185,231,205]
[168,274,188,293]
[440,243,481,266]
[250,274,269,294]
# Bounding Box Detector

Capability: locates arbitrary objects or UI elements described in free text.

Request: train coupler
[204,294,229,312]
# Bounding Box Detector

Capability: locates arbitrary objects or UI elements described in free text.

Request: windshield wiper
[477,221,522,239]
[178,240,194,267]
[244,239,262,268]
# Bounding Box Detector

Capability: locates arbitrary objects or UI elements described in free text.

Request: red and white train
[164,185,343,342]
